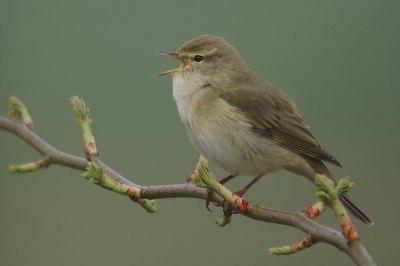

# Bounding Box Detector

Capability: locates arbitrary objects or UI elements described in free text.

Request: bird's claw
[204,190,214,212]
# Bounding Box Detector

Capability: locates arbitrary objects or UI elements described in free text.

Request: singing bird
[158,35,372,226]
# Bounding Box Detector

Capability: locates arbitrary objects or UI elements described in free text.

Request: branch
[0,97,375,265]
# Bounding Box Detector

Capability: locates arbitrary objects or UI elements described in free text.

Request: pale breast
[171,73,297,176]
[172,74,192,123]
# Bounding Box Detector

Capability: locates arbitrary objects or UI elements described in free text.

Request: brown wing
[219,85,342,167]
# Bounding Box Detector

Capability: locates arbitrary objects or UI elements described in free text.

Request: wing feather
[219,85,342,167]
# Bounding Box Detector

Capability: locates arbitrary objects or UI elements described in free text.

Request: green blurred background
[0,1,399,265]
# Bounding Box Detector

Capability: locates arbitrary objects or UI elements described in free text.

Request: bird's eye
[194,55,203,62]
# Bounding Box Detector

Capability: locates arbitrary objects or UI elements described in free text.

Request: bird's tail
[307,159,374,226]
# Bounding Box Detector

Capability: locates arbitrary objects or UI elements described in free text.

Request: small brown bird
[158,35,373,226]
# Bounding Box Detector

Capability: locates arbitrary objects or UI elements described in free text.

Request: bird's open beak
[157,51,187,76]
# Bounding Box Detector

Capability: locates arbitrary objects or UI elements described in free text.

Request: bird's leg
[221,174,263,217]
[218,174,238,185]
[234,174,263,197]
[205,174,237,211]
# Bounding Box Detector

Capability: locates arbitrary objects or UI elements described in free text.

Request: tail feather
[307,158,374,226]
[340,195,374,226]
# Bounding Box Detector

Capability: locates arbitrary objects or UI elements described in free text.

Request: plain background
[0,1,399,265]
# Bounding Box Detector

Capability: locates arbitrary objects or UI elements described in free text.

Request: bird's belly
[172,74,297,176]
[185,119,288,176]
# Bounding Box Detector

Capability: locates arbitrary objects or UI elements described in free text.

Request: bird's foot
[204,174,238,211]
[204,190,215,212]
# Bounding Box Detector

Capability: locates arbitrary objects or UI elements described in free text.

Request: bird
[158,35,373,226]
